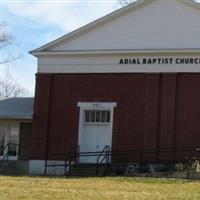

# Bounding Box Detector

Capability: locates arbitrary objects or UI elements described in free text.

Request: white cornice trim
[31,49,200,56]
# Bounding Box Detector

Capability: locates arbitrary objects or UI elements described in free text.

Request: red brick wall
[31,73,200,162]
[31,74,52,159]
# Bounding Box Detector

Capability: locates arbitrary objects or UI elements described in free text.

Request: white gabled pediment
[31,0,200,54]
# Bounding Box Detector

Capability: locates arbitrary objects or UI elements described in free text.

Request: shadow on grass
[0,174,193,184]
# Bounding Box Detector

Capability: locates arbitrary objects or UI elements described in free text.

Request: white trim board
[32,49,200,56]
[77,102,117,109]
[38,53,200,73]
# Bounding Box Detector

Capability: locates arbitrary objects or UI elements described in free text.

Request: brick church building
[28,0,200,174]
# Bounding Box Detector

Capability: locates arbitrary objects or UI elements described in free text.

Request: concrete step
[0,161,29,175]
[69,164,107,176]
[0,161,16,175]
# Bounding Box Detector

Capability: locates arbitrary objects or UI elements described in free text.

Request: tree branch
[118,0,136,6]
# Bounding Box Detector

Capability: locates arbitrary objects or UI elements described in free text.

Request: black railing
[44,145,200,176]
[109,146,200,164]
[0,143,21,161]
[67,145,80,175]
[44,145,80,176]
[96,145,110,175]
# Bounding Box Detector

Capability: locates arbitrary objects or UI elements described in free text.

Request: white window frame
[78,102,116,123]
[83,110,111,125]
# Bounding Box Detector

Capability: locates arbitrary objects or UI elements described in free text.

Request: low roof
[0,97,34,120]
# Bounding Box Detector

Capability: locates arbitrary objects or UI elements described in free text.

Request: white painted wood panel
[47,0,200,51]
[37,53,200,73]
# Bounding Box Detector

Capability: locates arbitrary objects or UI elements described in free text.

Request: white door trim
[77,102,117,109]
[77,102,117,163]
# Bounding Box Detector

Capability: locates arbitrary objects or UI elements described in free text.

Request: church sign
[119,57,200,65]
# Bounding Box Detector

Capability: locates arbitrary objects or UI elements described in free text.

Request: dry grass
[0,176,200,200]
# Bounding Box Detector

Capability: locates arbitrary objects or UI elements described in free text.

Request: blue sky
[2,0,120,96]
[1,0,200,96]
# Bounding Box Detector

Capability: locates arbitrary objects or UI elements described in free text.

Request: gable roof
[30,0,200,55]
[0,98,34,120]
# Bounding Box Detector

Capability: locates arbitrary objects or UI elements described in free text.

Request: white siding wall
[38,53,200,73]
[48,0,200,51]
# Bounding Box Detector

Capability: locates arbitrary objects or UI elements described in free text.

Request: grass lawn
[0,176,200,200]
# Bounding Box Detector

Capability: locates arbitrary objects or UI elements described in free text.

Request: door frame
[77,102,117,161]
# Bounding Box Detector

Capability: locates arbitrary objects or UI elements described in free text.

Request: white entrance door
[78,102,116,163]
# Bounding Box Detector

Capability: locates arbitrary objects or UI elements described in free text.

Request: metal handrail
[45,146,199,160]
[44,145,80,176]
[96,145,110,175]
[109,147,200,165]
[97,146,110,165]
[66,145,80,176]
[47,145,199,156]
[43,145,200,176]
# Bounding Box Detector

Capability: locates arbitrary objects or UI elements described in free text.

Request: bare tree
[0,22,19,64]
[118,0,136,6]
[0,69,26,99]
[0,22,27,99]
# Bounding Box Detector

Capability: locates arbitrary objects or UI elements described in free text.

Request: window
[8,127,19,156]
[84,110,111,124]
[0,124,19,158]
